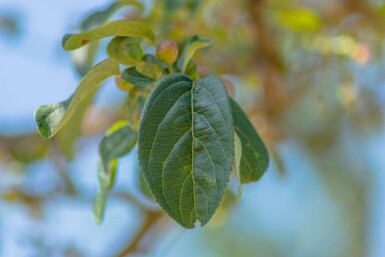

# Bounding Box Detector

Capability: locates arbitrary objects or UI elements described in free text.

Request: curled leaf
[62,20,155,50]
[34,59,120,138]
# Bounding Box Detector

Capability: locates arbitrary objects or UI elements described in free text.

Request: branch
[114,211,163,257]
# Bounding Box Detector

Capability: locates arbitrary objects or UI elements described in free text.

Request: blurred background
[1,0,385,256]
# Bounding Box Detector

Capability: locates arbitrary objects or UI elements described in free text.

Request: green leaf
[184,59,198,80]
[62,20,155,51]
[138,73,234,228]
[234,132,243,198]
[94,122,138,224]
[107,37,143,66]
[121,66,156,87]
[57,93,94,160]
[81,0,142,30]
[230,98,269,183]
[142,53,167,68]
[73,0,142,76]
[177,35,211,72]
[34,58,120,139]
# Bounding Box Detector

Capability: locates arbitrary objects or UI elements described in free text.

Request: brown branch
[114,211,163,257]
[247,0,291,120]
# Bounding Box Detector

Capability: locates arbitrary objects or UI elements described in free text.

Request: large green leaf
[94,121,137,224]
[230,98,269,183]
[177,35,211,72]
[62,20,155,51]
[34,58,120,139]
[138,73,234,228]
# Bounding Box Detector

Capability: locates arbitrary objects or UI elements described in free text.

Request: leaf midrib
[190,81,197,224]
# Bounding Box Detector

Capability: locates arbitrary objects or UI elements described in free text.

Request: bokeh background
[1,0,385,256]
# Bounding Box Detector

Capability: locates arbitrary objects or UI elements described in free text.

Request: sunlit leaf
[81,0,142,30]
[138,74,234,228]
[94,122,137,224]
[121,66,156,87]
[34,59,120,139]
[57,93,94,160]
[73,0,142,76]
[107,37,143,66]
[230,98,269,183]
[62,20,155,50]
[177,35,211,72]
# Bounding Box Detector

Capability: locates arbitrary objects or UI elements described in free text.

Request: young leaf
[177,35,211,72]
[142,53,167,68]
[107,37,143,66]
[62,20,155,50]
[34,58,120,139]
[121,66,156,87]
[57,93,94,160]
[94,122,138,223]
[138,73,234,228]
[230,98,269,183]
[81,0,143,30]
[73,0,143,76]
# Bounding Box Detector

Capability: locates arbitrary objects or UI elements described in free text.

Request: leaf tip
[62,34,73,49]
[93,199,105,225]
[33,107,52,139]
[93,213,103,225]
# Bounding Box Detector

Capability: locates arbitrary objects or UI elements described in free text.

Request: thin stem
[168,64,174,74]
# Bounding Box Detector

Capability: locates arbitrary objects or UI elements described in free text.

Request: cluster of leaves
[34,1,269,228]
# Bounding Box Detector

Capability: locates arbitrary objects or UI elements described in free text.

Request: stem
[168,64,174,74]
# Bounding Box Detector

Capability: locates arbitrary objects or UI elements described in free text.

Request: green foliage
[94,121,137,223]
[138,74,234,228]
[57,93,94,160]
[34,58,120,138]
[121,67,156,87]
[177,35,211,72]
[81,0,142,31]
[62,20,154,50]
[34,10,269,228]
[230,98,269,183]
[74,0,142,76]
[107,37,143,66]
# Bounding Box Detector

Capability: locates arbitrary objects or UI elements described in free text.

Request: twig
[114,211,163,257]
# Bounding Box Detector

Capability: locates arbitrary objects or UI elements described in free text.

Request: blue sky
[1,1,385,256]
